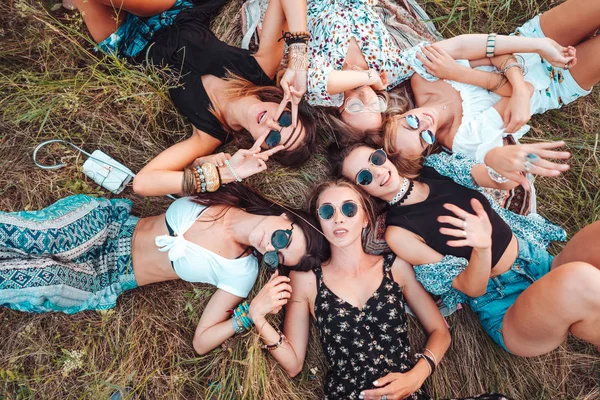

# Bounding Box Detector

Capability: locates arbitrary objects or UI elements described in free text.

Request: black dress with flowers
[313,253,511,400]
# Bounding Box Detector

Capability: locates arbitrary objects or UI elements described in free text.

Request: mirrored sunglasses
[317,201,359,220]
[404,114,435,145]
[355,148,387,186]
[265,111,293,148]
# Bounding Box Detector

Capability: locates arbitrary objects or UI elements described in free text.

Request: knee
[556,262,600,301]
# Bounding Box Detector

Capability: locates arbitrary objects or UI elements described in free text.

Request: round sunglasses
[355,148,387,186]
[265,110,293,148]
[318,201,359,220]
[262,223,294,272]
[404,114,435,146]
[343,96,387,114]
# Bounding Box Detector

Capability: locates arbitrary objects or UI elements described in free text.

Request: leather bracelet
[280,30,311,45]
[423,348,438,366]
[414,353,435,375]
[261,332,287,351]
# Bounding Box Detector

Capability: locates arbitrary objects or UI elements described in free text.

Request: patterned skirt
[0,195,139,314]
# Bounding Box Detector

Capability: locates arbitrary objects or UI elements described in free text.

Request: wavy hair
[209,73,317,167]
[192,183,326,272]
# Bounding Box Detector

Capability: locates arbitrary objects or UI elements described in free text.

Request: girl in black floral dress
[249,179,509,400]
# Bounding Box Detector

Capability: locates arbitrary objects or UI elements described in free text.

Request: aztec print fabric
[0,195,138,313]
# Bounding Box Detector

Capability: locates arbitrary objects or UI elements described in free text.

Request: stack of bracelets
[414,348,438,376]
[231,300,254,334]
[282,31,310,72]
[182,161,244,196]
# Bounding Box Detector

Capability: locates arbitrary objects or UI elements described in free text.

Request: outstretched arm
[435,34,576,67]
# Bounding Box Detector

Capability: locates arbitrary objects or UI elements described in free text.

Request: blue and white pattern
[97,0,194,58]
[0,195,138,313]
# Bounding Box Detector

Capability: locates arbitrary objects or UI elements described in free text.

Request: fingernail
[373,381,379,385]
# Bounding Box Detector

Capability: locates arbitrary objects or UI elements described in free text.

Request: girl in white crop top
[382,0,600,186]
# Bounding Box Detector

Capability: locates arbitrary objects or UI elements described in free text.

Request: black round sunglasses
[318,201,359,220]
[262,223,294,271]
[265,111,293,148]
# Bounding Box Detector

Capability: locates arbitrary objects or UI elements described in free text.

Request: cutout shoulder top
[155,197,259,298]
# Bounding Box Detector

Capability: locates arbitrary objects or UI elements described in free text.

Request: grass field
[0,0,599,398]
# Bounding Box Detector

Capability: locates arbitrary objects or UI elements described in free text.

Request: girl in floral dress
[248,179,510,400]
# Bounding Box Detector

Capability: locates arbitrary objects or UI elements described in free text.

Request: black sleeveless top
[313,253,429,400]
[141,0,274,143]
[386,167,512,267]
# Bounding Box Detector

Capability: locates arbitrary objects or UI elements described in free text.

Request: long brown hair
[209,73,317,167]
[192,183,326,272]
[307,179,378,262]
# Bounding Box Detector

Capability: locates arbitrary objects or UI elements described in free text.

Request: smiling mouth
[380,171,391,187]
[257,111,267,125]
[333,228,348,237]
[422,112,434,125]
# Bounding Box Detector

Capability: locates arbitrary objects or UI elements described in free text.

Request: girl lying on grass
[0,141,325,356]
[332,142,600,356]
[248,179,510,400]
[309,0,576,136]
[74,0,315,176]
[382,0,600,171]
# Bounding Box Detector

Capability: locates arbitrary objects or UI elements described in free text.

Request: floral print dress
[313,253,513,400]
[313,253,427,399]
[306,0,416,107]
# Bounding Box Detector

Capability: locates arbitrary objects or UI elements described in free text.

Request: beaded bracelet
[224,160,243,182]
[195,166,206,193]
[233,300,254,330]
[486,33,497,58]
[261,332,287,351]
[280,31,311,45]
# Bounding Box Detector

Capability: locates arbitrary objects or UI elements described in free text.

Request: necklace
[389,177,414,206]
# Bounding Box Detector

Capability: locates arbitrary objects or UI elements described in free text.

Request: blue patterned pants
[0,195,138,313]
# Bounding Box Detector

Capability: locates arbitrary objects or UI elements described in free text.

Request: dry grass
[0,0,598,399]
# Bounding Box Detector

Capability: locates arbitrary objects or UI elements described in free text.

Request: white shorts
[514,15,592,114]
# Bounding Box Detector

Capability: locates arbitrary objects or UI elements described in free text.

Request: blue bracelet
[233,300,254,330]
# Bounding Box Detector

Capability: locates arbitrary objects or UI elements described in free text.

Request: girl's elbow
[286,363,303,378]
[132,174,148,195]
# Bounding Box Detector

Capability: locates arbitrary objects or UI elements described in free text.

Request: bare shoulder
[389,256,417,287]
[289,270,318,298]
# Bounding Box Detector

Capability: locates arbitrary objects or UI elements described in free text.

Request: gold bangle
[201,163,221,192]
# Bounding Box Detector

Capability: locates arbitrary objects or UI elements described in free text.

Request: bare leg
[502,262,600,356]
[553,221,600,269]
[73,0,126,43]
[539,0,600,47]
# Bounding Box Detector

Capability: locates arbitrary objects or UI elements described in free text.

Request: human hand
[278,69,307,128]
[249,270,292,323]
[538,37,577,69]
[229,133,285,180]
[416,44,466,81]
[503,86,531,133]
[192,152,231,168]
[359,370,425,400]
[438,199,492,251]
[368,69,388,91]
[483,141,570,189]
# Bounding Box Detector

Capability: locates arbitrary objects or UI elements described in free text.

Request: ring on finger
[523,160,532,172]
[525,153,540,163]
[462,220,468,230]
[462,230,467,237]
[279,292,283,300]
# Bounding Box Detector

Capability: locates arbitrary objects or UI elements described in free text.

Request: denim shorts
[468,237,553,352]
